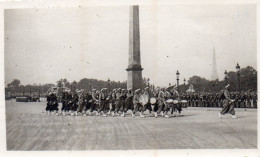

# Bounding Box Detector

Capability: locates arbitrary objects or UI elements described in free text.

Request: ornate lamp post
[224,70,228,85]
[176,70,180,92]
[184,78,186,85]
[38,84,41,97]
[89,81,92,91]
[236,63,240,92]
[108,78,110,93]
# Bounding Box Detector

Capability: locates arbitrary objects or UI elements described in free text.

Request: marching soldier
[156,88,165,118]
[139,87,151,118]
[98,88,108,117]
[120,89,127,116]
[71,90,79,116]
[132,89,142,117]
[45,92,52,115]
[150,88,159,116]
[170,87,182,117]
[89,89,98,116]
[61,89,73,116]
[122,88,134,117]
[218,84,237,119]
[45,92,59,116]
[114,88,123,116]
[163,88,171,118]
[109,89,117,117]
[76,89,86,116]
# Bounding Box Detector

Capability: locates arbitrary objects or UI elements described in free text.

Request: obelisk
[126,5,143,90]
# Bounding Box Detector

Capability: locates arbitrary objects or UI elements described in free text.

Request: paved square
[5,100,257,150]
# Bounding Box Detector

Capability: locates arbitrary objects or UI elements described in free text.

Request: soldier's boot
[161,112,164,117]
[218,113,222,119]
[140,113,145,118]
[231,115,237,119]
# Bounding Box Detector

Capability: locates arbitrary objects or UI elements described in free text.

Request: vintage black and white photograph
[3,2,257,151]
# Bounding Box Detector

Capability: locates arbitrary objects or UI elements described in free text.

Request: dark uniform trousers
[109,99,116,111]
[221,99,235,115]
[77,101,86,113]
[115,99,122,113]
[124,99,133,113]
[157,100,165,114]
[132,102,142,114]
[98,99,106,113]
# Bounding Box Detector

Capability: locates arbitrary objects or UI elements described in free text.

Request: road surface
[5,100,257,150]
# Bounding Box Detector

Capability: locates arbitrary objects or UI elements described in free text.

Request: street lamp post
[184,78,186,85]
[38,84,41,97]
[224,70,228,85]
[108,78,110,93]
[89,81,92,91]
[176,70,180,92]
[236,63,241,92]
[147,78,150,88]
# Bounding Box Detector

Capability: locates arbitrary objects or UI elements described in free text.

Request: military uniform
[220,89,235,115]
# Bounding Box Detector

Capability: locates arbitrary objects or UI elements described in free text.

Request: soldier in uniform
[97,88,108,117]
[50,92,59,116]
[89,89,98,116]
[156,88,166,118]
[109,89,117,117]
[150,88,159,117]
[170,87,182,117]
[119,89,127,116]
[84,91,93,115]
[71,90,79,116]
[139,87,151,118]
[45,92,52,115]
[46,92,59,116]
[162,88,172,118]
[132,89,142,117]
[122,88,134,117]
[76,89,86,116]
[61,89,73,116]
[114,88,123,116]
[218,84,237,119]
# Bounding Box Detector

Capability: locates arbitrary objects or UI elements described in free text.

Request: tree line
[5,66,257,97]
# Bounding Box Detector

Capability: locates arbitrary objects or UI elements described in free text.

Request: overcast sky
[4,4,256,87]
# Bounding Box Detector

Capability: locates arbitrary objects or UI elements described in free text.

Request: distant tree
[187,76,209,91]
[10,79,20,88]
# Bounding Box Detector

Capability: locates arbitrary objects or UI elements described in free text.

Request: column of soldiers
[180,91,257,108]
[45,87,257,117]
[45,86,183,118]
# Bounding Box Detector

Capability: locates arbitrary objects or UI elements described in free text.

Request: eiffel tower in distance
[210,47,219,81]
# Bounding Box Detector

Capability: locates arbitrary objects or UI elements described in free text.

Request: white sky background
[4,4,256,87]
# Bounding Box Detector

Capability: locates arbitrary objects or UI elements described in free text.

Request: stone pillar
[126,5,143,91]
